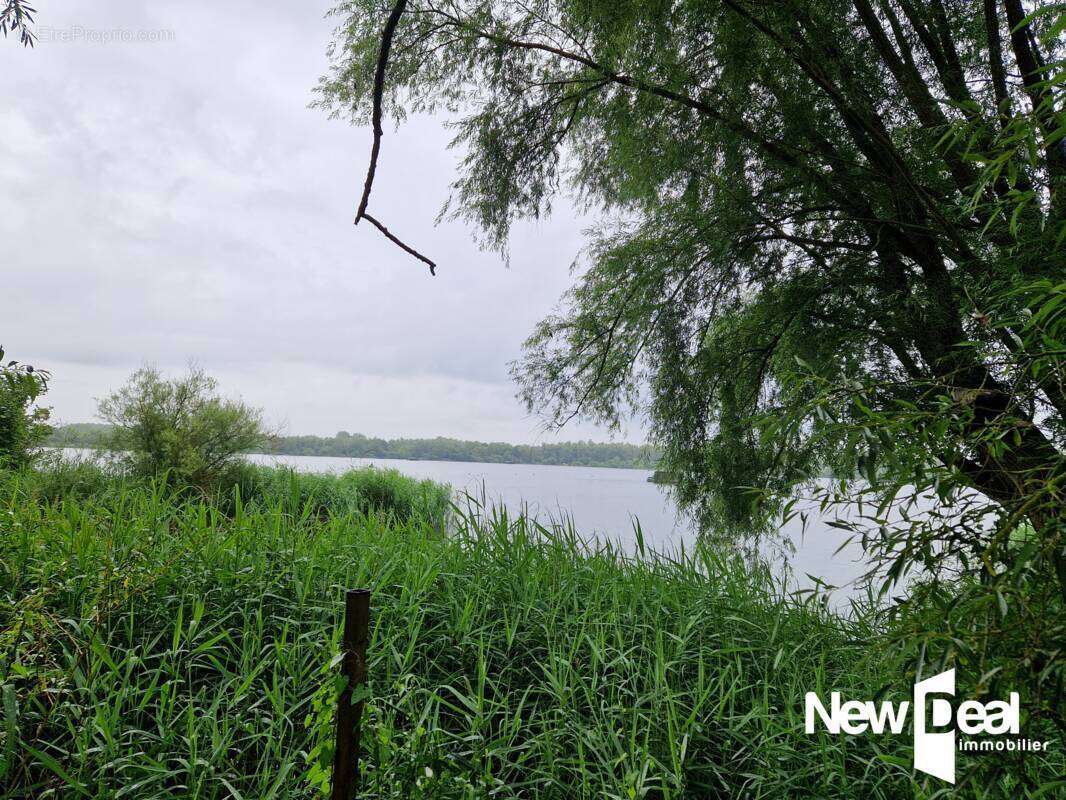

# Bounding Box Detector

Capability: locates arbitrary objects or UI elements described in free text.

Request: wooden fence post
[330,588,371,800]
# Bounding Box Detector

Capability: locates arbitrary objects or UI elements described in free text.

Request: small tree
[0,346,51,469]
[98,365,267,490]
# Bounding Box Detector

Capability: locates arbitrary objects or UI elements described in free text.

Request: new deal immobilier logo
[804,669,1051,783]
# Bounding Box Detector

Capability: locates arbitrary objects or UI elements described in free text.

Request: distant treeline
[270,432,660,468]
[48,424,661,469]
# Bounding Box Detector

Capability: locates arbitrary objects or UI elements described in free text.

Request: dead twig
[364,212,437,275]
[354,0,437,276]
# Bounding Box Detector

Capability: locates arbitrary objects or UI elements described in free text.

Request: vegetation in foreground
[1,464,1062,799]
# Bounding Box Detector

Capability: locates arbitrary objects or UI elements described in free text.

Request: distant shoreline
[48,424,661,471]
[250,451,656,471]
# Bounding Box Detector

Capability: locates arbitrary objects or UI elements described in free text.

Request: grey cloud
[1,0,627,443]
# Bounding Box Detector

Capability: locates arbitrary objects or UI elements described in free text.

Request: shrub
[0,347,51,469]
[98,365,267,492]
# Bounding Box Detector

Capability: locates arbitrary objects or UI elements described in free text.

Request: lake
[246,453,871,601]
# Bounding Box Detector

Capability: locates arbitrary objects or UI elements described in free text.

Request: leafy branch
[0,0,37,47]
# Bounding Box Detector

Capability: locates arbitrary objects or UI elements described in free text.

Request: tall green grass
[0,476,1060,798]
[235,463,451,527]
[9,456,451,527]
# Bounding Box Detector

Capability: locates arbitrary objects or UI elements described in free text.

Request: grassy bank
[6,456,451,527]
[0,468,1060,798]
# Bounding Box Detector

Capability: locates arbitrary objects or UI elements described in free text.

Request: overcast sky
[0,0,643,443]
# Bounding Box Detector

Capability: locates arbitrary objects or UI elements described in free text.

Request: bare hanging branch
[355,0,405,222]
[353,0,437,276]
[363,212,437,275]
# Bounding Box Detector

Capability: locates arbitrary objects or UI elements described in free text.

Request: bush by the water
[0,350,51,471]
[2,470,1061,798]
[97,365,267,492]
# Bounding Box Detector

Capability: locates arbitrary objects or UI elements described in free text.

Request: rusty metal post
[331,589,370,800]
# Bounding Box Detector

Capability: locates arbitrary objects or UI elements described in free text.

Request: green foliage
[317,0,1064,529]
[0,0,36,47]
[767,276,1066,729]
[1,479,1061,797]
[97,365,267,492]
[941,4,1066,248]
[0,452,115,505]
[0,456,449,529]
[319,0,1065,732]
[0,348,50,470]
[235,464,451,527]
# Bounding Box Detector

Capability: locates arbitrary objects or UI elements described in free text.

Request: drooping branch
[0,0,37,46]
[363,212,437,275]
[354,0,437,275]
[420,5,723,119]
[355,0,406,223]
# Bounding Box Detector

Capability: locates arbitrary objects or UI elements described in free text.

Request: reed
[0,472,1060,798]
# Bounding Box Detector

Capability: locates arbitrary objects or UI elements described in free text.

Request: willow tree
[320,3,1063,603]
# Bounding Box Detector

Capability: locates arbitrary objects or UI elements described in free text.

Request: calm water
[246,453,870,599]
